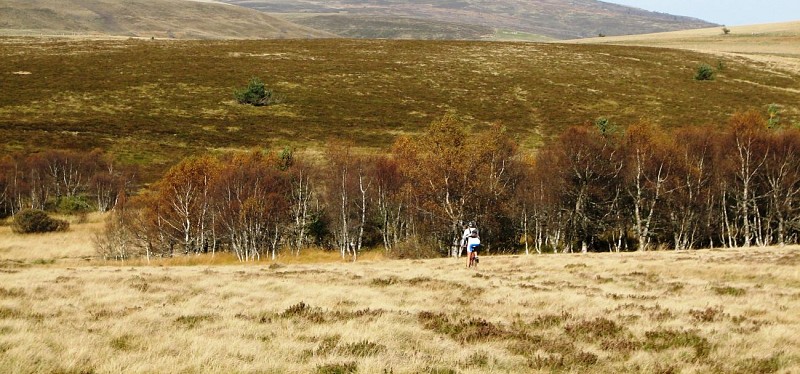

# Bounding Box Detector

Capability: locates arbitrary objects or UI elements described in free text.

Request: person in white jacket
[461,222,477,253]
[464,223,480,267]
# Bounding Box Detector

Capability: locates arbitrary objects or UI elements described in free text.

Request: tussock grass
[1,244,800,372]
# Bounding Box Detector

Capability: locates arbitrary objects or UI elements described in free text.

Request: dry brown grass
[569,21,800,75]
[1,219,799,373]
[0,213,103,262]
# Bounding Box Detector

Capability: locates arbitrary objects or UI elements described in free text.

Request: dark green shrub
[767,104,781,128]
[56,195,93,214]
[694,64,715,81]
[11,209,69,234]
[234,77,280,106]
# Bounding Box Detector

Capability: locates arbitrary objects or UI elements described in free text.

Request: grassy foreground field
[1,219,799,373]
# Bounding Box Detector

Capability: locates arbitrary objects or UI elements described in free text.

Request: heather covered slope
[1,38,799,174]
[0,0,334,39]
[225,0,716,40]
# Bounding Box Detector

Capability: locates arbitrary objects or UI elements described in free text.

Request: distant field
[570,21,800,74]
[1,228,798,372]
[2,38,799,177]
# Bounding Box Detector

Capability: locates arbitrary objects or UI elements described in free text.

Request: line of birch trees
[0,149,132,217]
[4,110,800,261]
[524,110,800,253]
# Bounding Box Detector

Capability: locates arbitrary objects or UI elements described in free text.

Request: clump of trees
[7,110,799,260]
[0,149,134,219]
[95,116,522,261]
[525,110,800,252]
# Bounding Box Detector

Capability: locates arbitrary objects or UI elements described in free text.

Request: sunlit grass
[0,245,798,372]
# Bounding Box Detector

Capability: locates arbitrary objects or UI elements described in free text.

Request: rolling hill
[223,0,717,40]
[0,0,334,39]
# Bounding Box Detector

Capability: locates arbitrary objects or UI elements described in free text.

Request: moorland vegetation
[225,0,715,40]
[0,247,798,373]
[5,110,800,261]
[0,0,333,39]
[2,38,799,180]
[2,30,800,374]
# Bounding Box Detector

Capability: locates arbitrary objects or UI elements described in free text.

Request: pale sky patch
[603,0,800,26]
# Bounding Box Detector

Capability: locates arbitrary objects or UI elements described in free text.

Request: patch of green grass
[643,328,712,359]
[713,285,747,296]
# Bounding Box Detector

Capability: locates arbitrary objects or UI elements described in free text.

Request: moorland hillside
[0,0,334,39]
[1,38,798,177]
[226,0,716,40]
